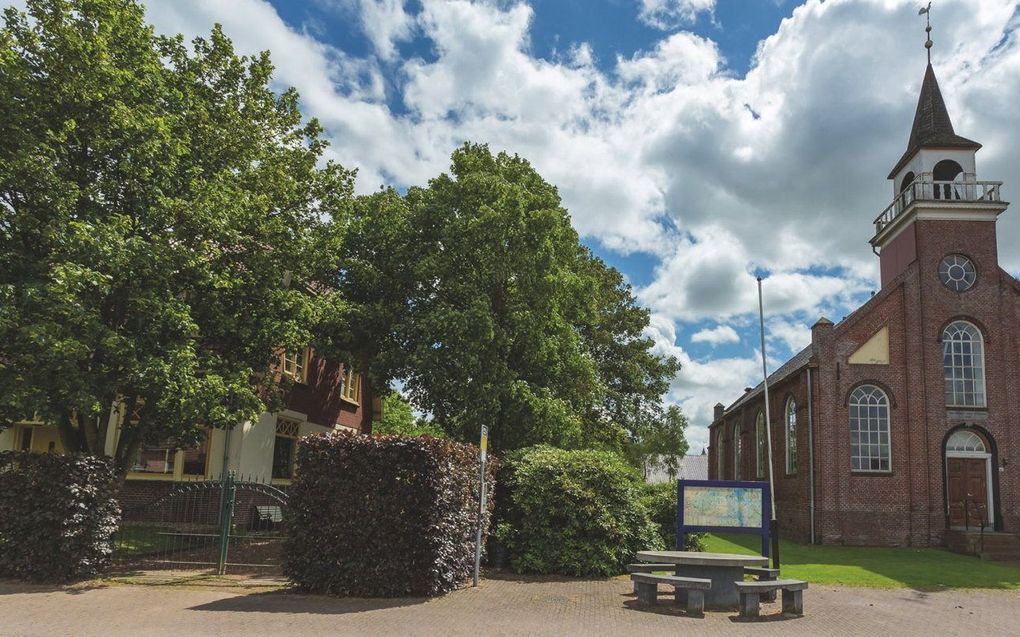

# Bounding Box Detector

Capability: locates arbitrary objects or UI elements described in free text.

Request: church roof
[723,344,813,416]
[888,63,981,179]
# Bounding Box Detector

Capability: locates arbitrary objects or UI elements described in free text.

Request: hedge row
[283,431,495,597]
[0,451,121,582]
[495,445,663,577]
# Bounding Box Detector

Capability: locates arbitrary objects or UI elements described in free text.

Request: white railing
[875,176,1003,233]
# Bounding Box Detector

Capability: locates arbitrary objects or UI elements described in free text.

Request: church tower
[870,61,1007,287]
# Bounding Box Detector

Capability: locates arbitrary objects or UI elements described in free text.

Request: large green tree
[0,0,353,476]
[339,144,681,456]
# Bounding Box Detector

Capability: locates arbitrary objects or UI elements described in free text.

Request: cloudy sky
[10,0,1020,452]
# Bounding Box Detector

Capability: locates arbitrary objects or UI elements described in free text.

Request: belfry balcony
[874,174,1004,234]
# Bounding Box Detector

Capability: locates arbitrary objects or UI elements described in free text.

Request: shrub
[0,451,121,582]
[283,431,495,597]
[640,481,705,551]
[496,445,661,577]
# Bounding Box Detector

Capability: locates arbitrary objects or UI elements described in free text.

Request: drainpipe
[807,367,816,545]
[221,426,232,480]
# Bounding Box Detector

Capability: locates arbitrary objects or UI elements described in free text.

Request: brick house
[708,61,1018,549]
[0,348,375,504]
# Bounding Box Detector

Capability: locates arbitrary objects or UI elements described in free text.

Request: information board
[676,479,771,556]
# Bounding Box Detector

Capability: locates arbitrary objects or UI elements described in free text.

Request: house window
[181,431,210,477]
[755,412,767,479]
[733,423,743,480]
[943,321,985,407]
[18,427,33,451]
[785,398,797,474]
[341,368,362,403]
[849,385,891,472]
[283,348,310,383]
[272,418,300,480]
[129,430,210,479]
[132,442,177,475]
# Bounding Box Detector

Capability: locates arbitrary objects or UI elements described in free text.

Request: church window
[755,411,767,479]
[943,321,986,407]
[733,423,743,480]
[849,385,891,472]
[716,430,724,480]
[945,430,986,454]
[785,398,797,474]
[938,255,976,292]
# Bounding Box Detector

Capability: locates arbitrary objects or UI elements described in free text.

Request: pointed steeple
[889,63,980,178]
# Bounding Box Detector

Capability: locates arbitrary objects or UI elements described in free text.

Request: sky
[7,0,1020,453]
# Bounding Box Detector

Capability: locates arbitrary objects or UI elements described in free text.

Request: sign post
[473,424,489,587]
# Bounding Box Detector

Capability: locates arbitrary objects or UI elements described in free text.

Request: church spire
[887,63,981,179]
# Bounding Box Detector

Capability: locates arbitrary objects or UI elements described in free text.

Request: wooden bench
[630,573,712,616]
[734,579,808,618]
[743,566,780,601]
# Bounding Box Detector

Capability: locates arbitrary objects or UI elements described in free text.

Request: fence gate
[114,473,289,575]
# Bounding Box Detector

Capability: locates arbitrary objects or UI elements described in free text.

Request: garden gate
[113,472,289,575]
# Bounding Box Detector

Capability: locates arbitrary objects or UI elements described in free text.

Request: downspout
[221,426,232,480]
[807,366,816,545]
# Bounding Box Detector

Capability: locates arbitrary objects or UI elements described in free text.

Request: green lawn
[704,532,1020,590]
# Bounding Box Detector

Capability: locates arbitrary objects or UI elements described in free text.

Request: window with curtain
[943,321,986,407]
[849,385,891,472]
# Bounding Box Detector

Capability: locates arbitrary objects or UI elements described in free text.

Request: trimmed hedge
[283,431,495,597]
[640,481,705,552]
[495,445,662,577]
[0,451,121,582]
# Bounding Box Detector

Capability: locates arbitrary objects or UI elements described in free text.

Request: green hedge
[640,481,705,551]
[0,451,121,582]
[496,445,662,577]
[283,431,495,597]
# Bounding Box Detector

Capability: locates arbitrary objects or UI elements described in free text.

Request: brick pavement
[0,575,1017,637]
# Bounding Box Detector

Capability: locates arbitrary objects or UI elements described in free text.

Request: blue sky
[10,0,1019,451]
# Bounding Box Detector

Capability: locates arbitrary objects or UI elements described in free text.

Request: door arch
[944,428,995,529]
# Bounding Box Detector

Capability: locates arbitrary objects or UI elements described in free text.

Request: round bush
[0,451,121,582]
[496,445,662,577]
[640,481,705,551]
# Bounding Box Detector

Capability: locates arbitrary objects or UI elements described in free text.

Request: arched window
[755,412,767,479]
[716,430,725,480]
[849,385,891,472]
[946,430,987,454]
[943,321,986,407]
[733,423,743,480]
[785,398,797,474]
[933,159,964,200]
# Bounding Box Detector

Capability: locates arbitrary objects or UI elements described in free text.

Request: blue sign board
[676,479,772,557]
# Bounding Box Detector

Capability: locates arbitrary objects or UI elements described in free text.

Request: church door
[947,457,989,528]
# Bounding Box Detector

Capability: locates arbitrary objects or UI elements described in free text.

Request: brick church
[708,59,1018,551]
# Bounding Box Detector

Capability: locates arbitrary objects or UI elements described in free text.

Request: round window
[939,255,976,291]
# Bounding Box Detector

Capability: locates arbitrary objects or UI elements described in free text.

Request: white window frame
[849,385,892,473]
[733,423,743,480]
[716,430,724,480]
[755,411,767,479]
[944,429,995,526]
[942,321,986,408]
[785,397,797,475]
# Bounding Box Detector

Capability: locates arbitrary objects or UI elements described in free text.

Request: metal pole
[217,471,236,576]
[757,277,781,569]
[473,425,489,587]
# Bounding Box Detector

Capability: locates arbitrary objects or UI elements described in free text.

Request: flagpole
[757,276,781,570]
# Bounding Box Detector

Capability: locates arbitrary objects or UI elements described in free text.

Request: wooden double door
[947,457,989,528]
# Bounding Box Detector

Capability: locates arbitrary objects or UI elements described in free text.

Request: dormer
[871,63,1007,287]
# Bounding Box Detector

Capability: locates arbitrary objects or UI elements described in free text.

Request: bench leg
[782,589,803,615]
[674,588,687,606]
[739,592,760,619]
[685,590,704,617]
[760,576,777,602]
[635,581,658,606]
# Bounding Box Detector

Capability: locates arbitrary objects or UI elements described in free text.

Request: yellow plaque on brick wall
[849,326,889,365]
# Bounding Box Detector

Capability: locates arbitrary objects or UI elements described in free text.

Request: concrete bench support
[743,566,779,601]
[735,579,808,619]
[630,573,712,617]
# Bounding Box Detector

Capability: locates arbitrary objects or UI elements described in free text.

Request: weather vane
[919,2,933,63]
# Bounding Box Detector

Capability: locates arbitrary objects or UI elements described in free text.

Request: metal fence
[113,472,289,575]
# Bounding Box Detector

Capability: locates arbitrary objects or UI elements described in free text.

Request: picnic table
[636,550,769,609]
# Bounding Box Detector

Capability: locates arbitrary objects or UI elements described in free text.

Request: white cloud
[12,0,1020,443]
[638,0,716,30]
[766,318,812,353]
[691,324,739,345]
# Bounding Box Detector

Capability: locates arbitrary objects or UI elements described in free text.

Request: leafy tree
[0,0,353,477]
[372,392,445,438]
[340,144,681,456]
[626,404,690,480]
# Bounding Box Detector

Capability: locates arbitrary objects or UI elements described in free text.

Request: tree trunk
[57,411,83,453]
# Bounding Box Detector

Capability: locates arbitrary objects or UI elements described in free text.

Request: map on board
[682,485,763,528]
